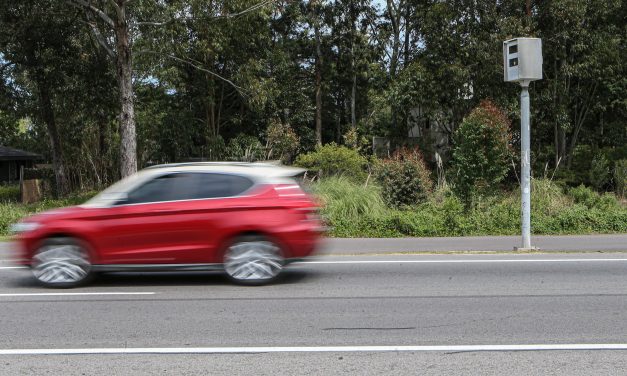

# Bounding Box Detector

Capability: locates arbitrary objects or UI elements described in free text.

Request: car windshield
[82,171,152,207]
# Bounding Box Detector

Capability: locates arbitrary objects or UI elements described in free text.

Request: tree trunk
[386,0,402,78]
[314,22,323,146]
[350,0,357,130]
[114,0,137,178]
[36,76,68,196]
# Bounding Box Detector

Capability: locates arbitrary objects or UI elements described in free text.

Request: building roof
[0,146,42,161]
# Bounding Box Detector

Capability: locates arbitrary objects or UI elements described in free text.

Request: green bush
[0,185,20,203]
[374,147,433,208]
[568,184,600,208]
[206,135,227,160]
[589,153,610,190]
[227,134,265,162]
[265,121,300,163]
[614,159,626,199]
[450,100,512,207]
[295,143,367,181]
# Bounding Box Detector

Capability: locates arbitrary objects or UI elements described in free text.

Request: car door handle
[150,208,173,213]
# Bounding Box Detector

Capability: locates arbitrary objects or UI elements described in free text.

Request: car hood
[23,206,87,224]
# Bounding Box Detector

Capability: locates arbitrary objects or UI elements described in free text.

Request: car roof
[143,162,306,180]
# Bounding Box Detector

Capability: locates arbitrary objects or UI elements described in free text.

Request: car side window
[195,173,254,199]
[124,174,184,204]
[123,172,254,204]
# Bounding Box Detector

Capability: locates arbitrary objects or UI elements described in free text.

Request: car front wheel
[223,236,284,285]
[31,237,93,288]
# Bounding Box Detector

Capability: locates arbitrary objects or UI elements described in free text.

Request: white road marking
[0,292,155,297]
[300,258,627,264]
[2,258,627,271]
[1,344,627,355]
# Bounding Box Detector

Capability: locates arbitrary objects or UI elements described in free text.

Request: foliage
[265,120,300,163]
[374,147,432,208]
[0,185,20,203]
[0,191,97,236]
[312,178,626,238]
[294,143,367,181]
[0,0,624,200]
[613,159,627,199]
[451,101,512,207]
[310,176,387,224]
[227,134,265,162]
[589,153,610,190]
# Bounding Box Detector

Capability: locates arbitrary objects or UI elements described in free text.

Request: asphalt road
[1,251,627,374]
[319,234,627,253]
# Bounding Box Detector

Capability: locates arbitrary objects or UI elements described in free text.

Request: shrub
[206,135,227,160]
[0,185,20,203]
[450,100,512,207]
[614,159,627,199]
[294,143,367,181]
[531,179,571,215]
[374,147,432,208]
[568,184,600,208]
[589,153,610,190]
[227,134,265,162]
[265,121,300,163]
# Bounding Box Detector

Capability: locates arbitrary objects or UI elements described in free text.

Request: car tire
[31,237,94,288]
[223,235,285,285]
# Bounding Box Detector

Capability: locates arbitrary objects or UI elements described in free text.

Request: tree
[0,0,75,194]
[69,0,137,177]
[451,101,512,207]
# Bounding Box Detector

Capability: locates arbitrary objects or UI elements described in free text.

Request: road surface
[1,250,627,374]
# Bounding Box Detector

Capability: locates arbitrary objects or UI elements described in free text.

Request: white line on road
[300,258,627,264]
[2,258,627,271]
[1,344,627,355]
[0,292,155,297]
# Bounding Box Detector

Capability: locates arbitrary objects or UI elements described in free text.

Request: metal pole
[520,84,531,249]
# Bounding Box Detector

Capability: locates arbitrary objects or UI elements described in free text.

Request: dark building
[0,146,42,183]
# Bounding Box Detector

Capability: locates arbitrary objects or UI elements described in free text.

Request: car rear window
[195,173,254,199]
[125,172,254,204]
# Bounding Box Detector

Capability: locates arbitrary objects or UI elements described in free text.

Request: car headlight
[9,222,40,234]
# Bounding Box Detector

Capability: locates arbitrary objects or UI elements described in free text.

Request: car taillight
[274,184,306,197]
[294,207,320,222]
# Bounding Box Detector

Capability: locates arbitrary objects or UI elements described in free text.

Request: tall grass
[309,176,387,222]
[311,177,626,237]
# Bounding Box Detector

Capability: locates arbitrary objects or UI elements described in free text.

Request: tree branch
[139,51,247,95]
[68,0,115,28]
[136,0,275,26]
[83,11,115,58]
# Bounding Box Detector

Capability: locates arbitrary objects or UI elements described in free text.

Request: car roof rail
[144,161,283,170]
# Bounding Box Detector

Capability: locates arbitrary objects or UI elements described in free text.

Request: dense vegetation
[0,1,625,238]
[1,1,625,191]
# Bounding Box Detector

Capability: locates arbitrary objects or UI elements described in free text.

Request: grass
[0,190,97,236]
[311,178,627,237]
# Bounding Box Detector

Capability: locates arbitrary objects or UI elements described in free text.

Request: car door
[95,173,212,264]
[95,171,255,265]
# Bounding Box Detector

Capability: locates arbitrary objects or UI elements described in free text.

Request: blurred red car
[11,163,323,287]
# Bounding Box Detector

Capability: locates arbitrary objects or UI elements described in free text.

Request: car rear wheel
[31,237,93,288]
[223,236,284,285]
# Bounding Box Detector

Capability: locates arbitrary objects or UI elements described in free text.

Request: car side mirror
[114,193,129,206]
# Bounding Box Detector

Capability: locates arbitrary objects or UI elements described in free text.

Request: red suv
[11,163,322,287]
